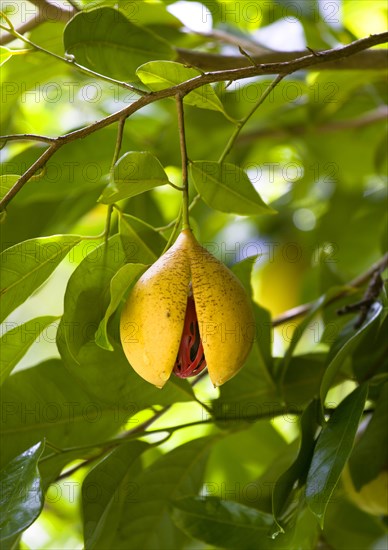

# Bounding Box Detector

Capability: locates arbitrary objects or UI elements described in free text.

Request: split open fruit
[120,229,255,388]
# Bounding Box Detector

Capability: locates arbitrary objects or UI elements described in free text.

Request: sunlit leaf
[119,214,167,264]
[0,46,13,66]
[0,316,59,386]
[0,235,81,323]
[137,61,232,118]
[62,234,128,359]
[99,151,170,204]
[64,7,173,81]
[95,263,146,350]
[0,175,19,200]
[190,161,276,216]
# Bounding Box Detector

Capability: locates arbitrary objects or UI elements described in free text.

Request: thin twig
[0,19,145,94]
[0,0,77,45]
[219,74,284,163]
[0,134,56,145]
[1,32,387,212]
[110,117,127,174]
[238,105,388,145]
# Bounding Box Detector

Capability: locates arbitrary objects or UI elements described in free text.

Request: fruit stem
[176,93,191,230]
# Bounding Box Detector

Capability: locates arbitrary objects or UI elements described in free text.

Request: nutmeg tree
[0,1,387,549]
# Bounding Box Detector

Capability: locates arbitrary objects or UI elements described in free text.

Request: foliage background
[0,1,387,549]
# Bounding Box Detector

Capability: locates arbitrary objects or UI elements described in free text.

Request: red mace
[173,296,207,378]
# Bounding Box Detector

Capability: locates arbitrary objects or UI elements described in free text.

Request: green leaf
[0,441,45,541]
[6,128,121,205]
[0,316,59,386]
[349,382,388,489]
[57,325,195,410]
[64,7,173,81]
[119,214,167,264]
[99,152,170,204]
[272,400,320,534]
[172,496,274,549]
[277,292,329,388]
[320,302,382,407]
[136,61,231,118]
[0,235,81,323]
[110,436,217,549]
[282,354,326,406]
[62,234,128,359]
[0,46,13,66]
[215,342,279,423]
[306,384,368,527]
[95,263,146,350]
[189,161,275,216]
[0,47,29,67]
[0,175,19,201]
[0,359,123,470]
[82,440,149,549]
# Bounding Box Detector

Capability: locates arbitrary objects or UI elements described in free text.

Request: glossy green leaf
[6,128,122,205]
[109,436,217,549]
[64,7,173,81]
[0,175,19,201]
[0,441,45,541]
[172,496,274,549]
[320,302,382,406]
[99,152,170,204]
[119,214,167,264]
[121,1,182,27]
[0,359,123,470]
[62,234,128,360]
[95,263,146,351]
[231,256,273,377]
[349,382,388,489]
[189,161,275,216]
[0,315,59,386]
[215,342,279,423]
[82,440,149,549]
[0,235,81,323]
[57,324,195,410]
[136,61,230,117]
[282,354,326,406]
[306,384,368,527]
[272,400,320,534]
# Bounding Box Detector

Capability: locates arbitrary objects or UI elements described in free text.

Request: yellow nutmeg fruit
[120,229,255,388]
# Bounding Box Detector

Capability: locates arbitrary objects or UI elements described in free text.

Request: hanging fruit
[120,229,255,388]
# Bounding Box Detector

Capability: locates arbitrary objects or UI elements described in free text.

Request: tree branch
[176,45,388,72]
[238,105,388,144]
[0,0,77,45]
[1,31,387,212]
[272,253,388,327]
